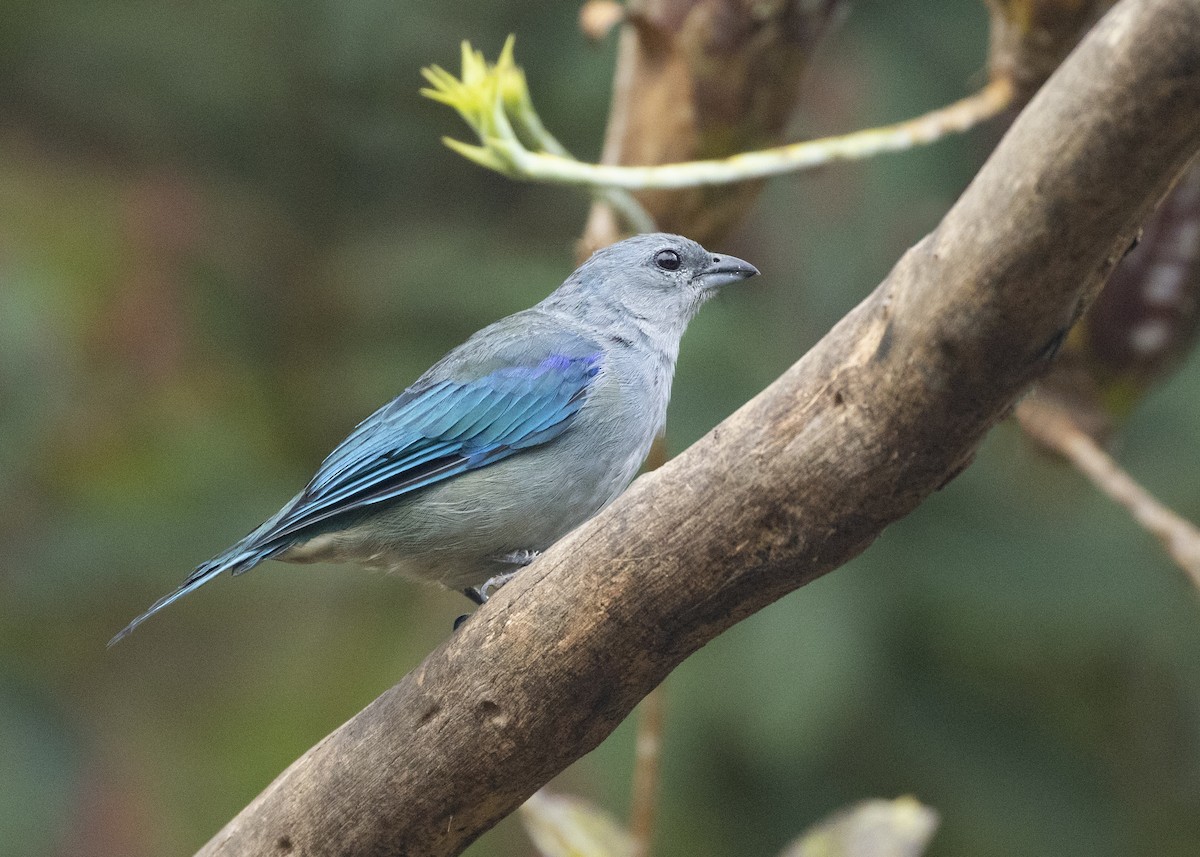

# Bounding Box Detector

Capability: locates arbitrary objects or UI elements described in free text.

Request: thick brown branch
[197,1,1200,855]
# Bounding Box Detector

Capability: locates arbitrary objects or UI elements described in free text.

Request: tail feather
[107,541,282,647]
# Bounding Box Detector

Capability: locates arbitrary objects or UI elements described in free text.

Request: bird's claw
[463,586,486,606]
[463,565,525,603]
[499,549,540,566]
[457,551,540,627]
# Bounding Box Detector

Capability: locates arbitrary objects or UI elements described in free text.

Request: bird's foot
[457,551,541,628]
[462,587,485,607]
[499,549,540,567]
[463,569,522,606]
[462,549,540,604]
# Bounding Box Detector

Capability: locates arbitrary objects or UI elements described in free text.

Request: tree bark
[580,0,843,252]
[197,0,1200,854]
[985,0,1113,104]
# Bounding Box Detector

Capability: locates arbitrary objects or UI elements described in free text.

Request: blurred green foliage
[2,2,1199,856]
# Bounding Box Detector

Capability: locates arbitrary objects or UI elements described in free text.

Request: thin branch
[423,42,1013,192]
[498,79,1013,190]
[1016,396,1200,591]
[628,686,666,857]
[198,2,1200,855]
[509,81,655,234]
[626,435,669,857]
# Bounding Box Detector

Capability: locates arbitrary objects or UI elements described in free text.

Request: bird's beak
[692,253,760,290]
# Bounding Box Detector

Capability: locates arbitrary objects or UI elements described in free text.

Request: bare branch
[437,78,1013,191]
[514,81,1012,188]
[197,2,1200,855]
[1016,394,1200,590]
[627,686,666,857]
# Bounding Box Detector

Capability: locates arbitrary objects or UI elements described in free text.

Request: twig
[625,435,669,857]
[500,78,1014,190]
[628,686,665,857]
[510,84,655,234]
[1016,396,1200,591]
[423,42,1014,192]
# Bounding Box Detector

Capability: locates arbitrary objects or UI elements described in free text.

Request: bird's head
[556,233,760,339]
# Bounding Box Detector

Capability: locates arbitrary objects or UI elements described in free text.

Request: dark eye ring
[653,249,681,271]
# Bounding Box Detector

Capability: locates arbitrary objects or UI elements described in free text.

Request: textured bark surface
[197,1,1200,855]
[1021,159,1200,444]
[580,0,842,252]
[985,0,1113,103]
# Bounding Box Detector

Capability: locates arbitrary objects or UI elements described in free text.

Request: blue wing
[268,349,603,541]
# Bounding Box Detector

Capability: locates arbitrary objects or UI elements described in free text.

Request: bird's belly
[281,430,647,590]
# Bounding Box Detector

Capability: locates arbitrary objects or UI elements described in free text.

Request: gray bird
[111,233,758,644]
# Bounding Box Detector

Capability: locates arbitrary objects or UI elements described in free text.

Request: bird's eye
[653,249,682,271]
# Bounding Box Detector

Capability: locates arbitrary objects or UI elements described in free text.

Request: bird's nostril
[713,256,721,263]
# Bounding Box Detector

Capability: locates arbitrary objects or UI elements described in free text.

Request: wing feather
[255,350,602,546]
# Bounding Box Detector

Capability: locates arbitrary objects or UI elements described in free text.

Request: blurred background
[3,1,1200,855]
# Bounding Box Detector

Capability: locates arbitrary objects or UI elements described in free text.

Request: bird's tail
[107,538,283,647]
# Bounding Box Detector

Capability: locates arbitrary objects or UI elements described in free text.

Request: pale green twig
[422,38,654,233]
[507,84,655,234]
[497,78,1013,189]
[421,40,1014,195]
